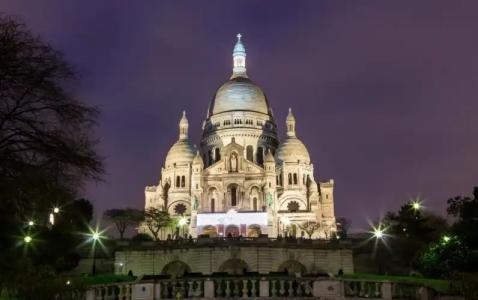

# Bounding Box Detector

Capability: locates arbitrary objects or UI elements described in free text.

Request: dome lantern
[179,110,189,140]
[286,108,296,137]
[231,33,247,79]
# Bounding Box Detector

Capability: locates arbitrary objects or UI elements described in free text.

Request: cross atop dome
[232,33,247,79]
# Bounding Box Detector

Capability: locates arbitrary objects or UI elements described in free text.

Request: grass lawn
[343,273,450,294]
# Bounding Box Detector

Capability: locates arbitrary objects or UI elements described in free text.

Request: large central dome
[208,77,270,116]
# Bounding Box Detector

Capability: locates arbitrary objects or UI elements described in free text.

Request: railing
[86,282,132,300]
[344,280,383,298]
[86,277,437,300]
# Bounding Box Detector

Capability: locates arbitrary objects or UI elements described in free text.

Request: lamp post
[87,230,103,276]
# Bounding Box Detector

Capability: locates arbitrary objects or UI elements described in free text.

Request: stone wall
[115,244,353,276]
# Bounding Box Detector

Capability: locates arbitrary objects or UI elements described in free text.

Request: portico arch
[161,261,191,278]
[219,259,249,275]
[278,260,307,275]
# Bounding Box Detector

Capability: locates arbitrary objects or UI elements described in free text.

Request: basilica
[143,34,336,239]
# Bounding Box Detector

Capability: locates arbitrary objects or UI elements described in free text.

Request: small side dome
[265,149,275,163]
[165,111,196,167]
[165,140,195,167]
[193,151,204,166]
[276,138,310,164]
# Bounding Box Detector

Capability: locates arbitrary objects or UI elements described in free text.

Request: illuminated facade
[143,34,336,238]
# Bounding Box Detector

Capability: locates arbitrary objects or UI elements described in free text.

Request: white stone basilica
[143,34,336,239]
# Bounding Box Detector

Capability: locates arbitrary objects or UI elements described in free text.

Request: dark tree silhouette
[104,208,144,239]
[0,15,102,297]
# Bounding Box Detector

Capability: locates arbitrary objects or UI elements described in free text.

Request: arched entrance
[225,225,239,237]
[219,259,249,275]
[161,261,191,278]
[278,260,307,275]
[203,225,217,237]
[247,224,261,237]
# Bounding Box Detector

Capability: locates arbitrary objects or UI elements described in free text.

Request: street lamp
[442,235,451,244]
[86,228,104,276]
[411,200,422,211]
[27,220,34,227]
[24,235,32,244]
[53,207,60,214]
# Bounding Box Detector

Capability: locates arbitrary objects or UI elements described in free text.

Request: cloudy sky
[2,1,477,230]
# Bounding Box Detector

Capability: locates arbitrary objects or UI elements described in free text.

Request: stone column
[381,281,392,300]
[259,279,270,297]
[204,279,215,298]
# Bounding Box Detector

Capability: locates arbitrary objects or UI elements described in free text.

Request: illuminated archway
[203,225,217,237]
[247,224,261,237]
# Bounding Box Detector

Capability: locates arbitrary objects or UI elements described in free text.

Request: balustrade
[85,277,434,300]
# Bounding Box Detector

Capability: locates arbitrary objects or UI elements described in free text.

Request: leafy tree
[144,208,171,240]
[298,221,320,238]
[103,208,144,239]
[447,187,478,249]
[419,235,473,278]
[381,201,447,244]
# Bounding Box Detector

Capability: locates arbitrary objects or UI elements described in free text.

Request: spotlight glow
[24,236,32,243]
[28,220,34,226]
[178,217,188,226]
[53,207,60,214]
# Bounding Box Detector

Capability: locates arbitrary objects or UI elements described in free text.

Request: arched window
[208,150,213,166]
[280,174,283,186]
[181,175,186,187]
[293,173,298,185]
[246,145,253,161]
[253,197,258,211]
[288,173,292,185]
[303,174,306,185]
[215,148,221,162]
[211,198,215,212]
[176,176,180,188]
[257,147,264,165]
[231,186,237,206]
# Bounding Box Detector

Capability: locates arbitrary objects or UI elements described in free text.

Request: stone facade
[143,34,336,239]
[115,242,353,277]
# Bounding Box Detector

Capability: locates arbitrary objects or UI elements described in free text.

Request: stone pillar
[85,289,95,300]
[313,280,341,298]
[381,282,392,300]
[259,279,270,297]
[204,279,215,298]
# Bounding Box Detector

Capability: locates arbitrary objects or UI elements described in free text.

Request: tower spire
[179,110,189,140]
[231,33,247,79]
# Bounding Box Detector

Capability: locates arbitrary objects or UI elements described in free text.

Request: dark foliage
[0,15,102,297]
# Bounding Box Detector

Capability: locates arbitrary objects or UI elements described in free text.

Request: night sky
[2,1,477,230]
